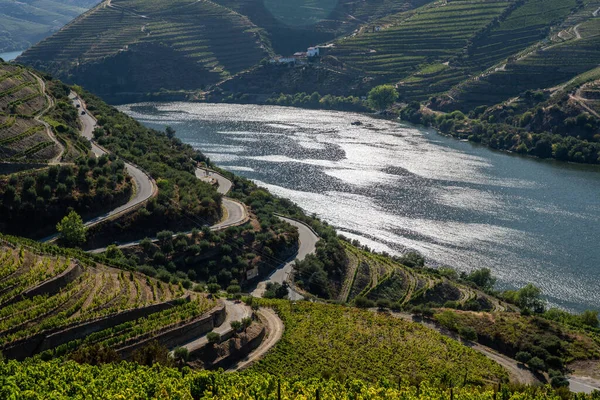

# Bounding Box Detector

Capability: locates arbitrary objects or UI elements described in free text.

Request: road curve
[250,216,319,301]
[568,376,600,394]
[226,307,284,372]
[40,95,157,243]
[178,300,252,354]
[88,168,248,252]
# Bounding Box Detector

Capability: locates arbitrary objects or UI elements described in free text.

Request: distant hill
[0,0,98,52]
[17,0,277,102]
[16,0,600,120]
[17,0,427,102]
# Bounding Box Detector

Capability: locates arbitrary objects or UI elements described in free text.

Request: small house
[307,47,320,57]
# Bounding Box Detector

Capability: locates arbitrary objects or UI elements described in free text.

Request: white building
[307,47,320,57]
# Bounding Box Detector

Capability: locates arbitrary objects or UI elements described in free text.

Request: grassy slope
[0,63,79,163]
[212,0,430,55]
[448,1,600,110]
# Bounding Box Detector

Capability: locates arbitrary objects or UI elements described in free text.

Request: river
[0,50,24,62]
[119,102,600,312]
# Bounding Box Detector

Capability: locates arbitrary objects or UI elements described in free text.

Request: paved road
[178,300,252,353]
[40,96,157,243]
[250,216,319,301]
[196,168,232,194]
[568,376,600,394]
[226,307,284,372]
[88,168,247,252]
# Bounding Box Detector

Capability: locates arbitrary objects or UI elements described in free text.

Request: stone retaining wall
[118,303,226,359]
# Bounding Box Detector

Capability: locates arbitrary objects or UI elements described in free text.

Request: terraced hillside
[18,0,271,102]
[211,0,431,55]
[341,242,510,311]
[446,3,600,110]
[0,64,63,163]
[326,0,511,95]
[0,0,98,53]
[251,300,509,384]
[0,240,219,361]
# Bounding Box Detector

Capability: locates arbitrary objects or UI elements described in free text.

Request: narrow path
[226,307,284,372]
[40,94,157,242]
[593,7,600,17]
[250,216,319,301]
[570,93,600,119]
[33,73,64,164]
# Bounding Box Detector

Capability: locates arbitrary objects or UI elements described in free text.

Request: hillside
[0,0,97,53]
[211,0,431,55]
[0,63,64,164]
[251,300,507,384]
[17,0,272,103]
[0,239,220,361]
[0,359,582,399]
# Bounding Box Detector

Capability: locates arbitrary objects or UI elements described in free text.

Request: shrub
[376,299,392,310]
[458,326,477,341]
[354,296,375,308]
[515,351,532,364]
[207,332,221,345]
[527,356,546,371]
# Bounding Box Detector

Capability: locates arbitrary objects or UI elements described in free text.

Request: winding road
[41,95,157,243]
[250,216,319,301]
[226,307,284,372]
[178,300,252,354]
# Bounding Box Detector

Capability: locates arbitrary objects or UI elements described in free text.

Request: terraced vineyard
[211,0,429,55]
[0,64,60,163]
[0,359,578,399]
[251,300,508,384]
[328,0,511,96]
[0,0,97,53]
[341,243,509,311]
[18,0,271,101]
[0,241,217,361]
[447,6,600,110]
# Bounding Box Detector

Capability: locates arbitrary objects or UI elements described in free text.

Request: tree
[56,211,87,246]
[166,126,176,139]
[517,283,545,313]
[241,317,252,333]
[172,346,189,367]
[230,320,242,335]
[376,298,391,310]
[515,351,532,364]
[207,332,220,346]
[580,310,599,328]
[368,85,399,111]
[527,356,546,371]
[207,283,221,295]
[465,268,496,291]
[132,341,173,367]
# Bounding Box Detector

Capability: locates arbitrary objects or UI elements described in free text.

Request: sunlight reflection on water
[119,102,600,312]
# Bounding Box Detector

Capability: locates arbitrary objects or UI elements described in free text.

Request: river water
[0,50,24,61]
[119,102,600,312]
